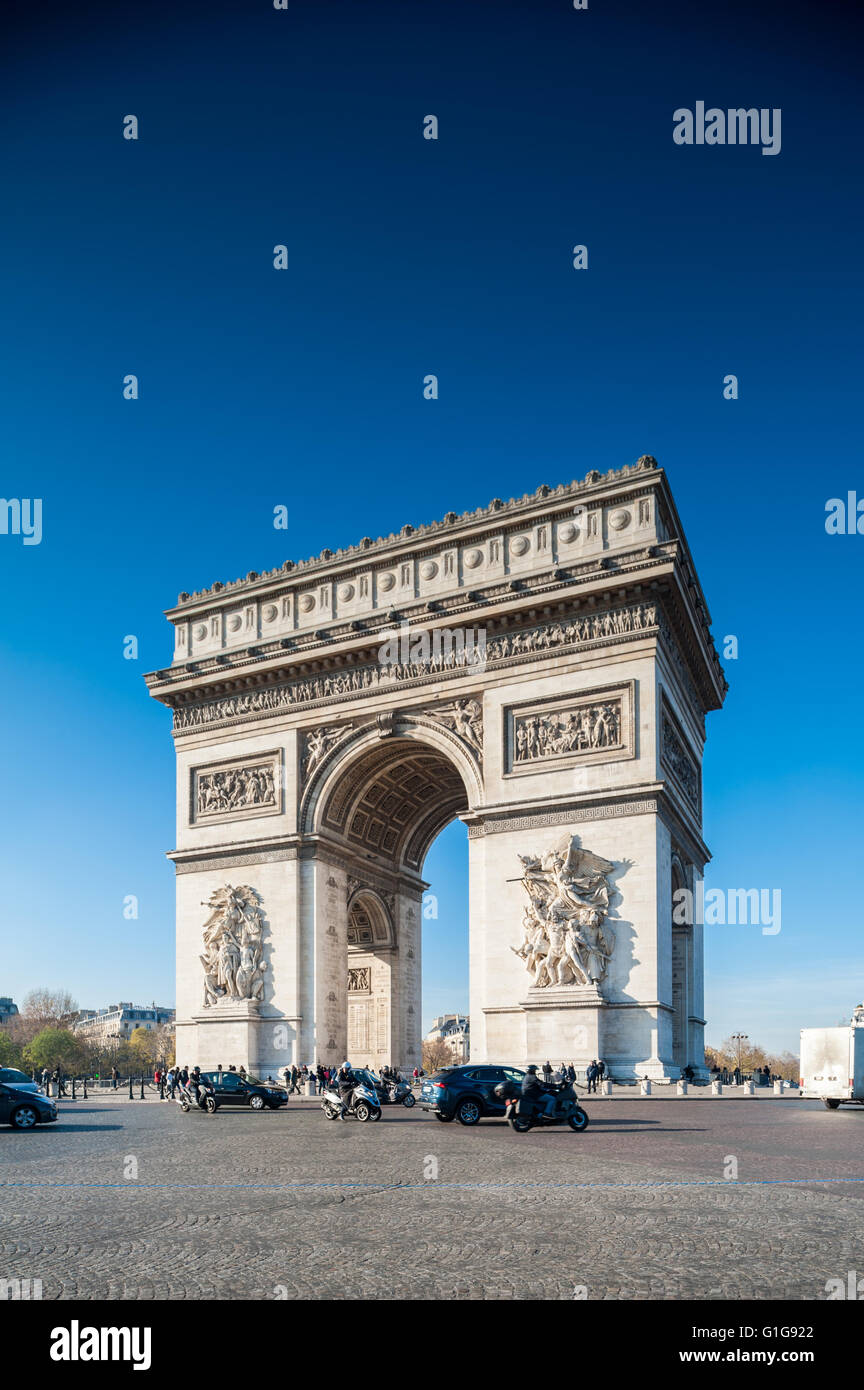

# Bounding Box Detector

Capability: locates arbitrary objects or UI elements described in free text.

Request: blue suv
[419,1065,526,1125]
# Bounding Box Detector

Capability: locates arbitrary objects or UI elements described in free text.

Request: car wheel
[354,1102,371,1122]
[568,1107,590,1132]
[434,1112,453,1123]
[824,1098,841,1110]
[249,1095,265,1111]
[456,1099,481,1126]
[10,1106,39,1130]
[402,1093,416,1108]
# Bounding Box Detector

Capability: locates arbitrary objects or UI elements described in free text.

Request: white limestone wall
[472,811,661,1072]
[480,649,657,806]
[175,854,300,1073]
[173,726,299,854]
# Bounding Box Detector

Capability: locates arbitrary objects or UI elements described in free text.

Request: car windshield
[0,1069,32,1085]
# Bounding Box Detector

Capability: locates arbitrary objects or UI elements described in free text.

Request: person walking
[111,1065,119,1091]
[586,1060,598,1094]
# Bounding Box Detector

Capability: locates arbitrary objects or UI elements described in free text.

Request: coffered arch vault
[301,714,480,873]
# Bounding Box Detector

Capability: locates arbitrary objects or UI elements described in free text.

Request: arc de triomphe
[146,457,726,1079]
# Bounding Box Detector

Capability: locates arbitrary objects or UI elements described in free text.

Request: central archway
[300,718,478,1070]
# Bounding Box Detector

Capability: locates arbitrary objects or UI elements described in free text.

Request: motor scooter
[320,1080,382,1122]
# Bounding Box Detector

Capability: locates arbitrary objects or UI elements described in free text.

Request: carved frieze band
[173,846,299,875]
[190,752,282,825]
[172,600,659,734]
[467,798,659,837]
[504,681,635,775]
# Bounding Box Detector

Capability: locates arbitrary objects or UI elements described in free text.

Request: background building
[0,998,19,1026]
[425,1014,470,1062]
[72,1002,175,1045]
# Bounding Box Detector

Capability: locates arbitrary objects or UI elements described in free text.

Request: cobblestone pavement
[2,1096,863,1300]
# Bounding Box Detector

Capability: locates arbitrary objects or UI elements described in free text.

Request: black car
[0,1082,57,1130]
[419,1065,526,1125]
[198,1072,288,1111]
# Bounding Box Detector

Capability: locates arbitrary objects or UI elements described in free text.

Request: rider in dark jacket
[337,1063,355,1120]
[521,1065,558,1118]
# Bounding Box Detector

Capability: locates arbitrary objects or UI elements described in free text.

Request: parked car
[419,1065,526,1125]
[0,1082,57,1129]
[0,1068,42,1096]
[198,1072,288,1111]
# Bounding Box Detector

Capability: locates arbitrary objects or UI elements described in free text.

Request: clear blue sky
[1,0,861,1051]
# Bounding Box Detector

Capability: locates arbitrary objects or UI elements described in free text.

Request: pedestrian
[111,1065,119,1091]
[586,1060,598,1094]
[567,1062,576,1083]
[597,1059,606,1083]
[542,1060,552,1085]
[239,1065,247,1080]
[41,1066,50,1095]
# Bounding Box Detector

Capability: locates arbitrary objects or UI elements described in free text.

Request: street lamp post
[731,1032,749,1077]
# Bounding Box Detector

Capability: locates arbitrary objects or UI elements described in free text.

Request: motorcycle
[388,1078,416,1108]
[375,1075,416,1108]
[321,1080,382,1123]
[177,1081,217,1114]
[494,1079,589,1133]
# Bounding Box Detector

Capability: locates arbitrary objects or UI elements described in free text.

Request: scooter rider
[521,1064,558,1120]
[337,1062,356,1120]
[189,1066,205,1107]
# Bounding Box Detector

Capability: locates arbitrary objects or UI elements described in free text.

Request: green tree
[0,1029,22,1067]
[23,1027,84,1073]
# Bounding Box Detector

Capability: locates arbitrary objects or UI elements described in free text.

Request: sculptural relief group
[514,700,622,762]
[512,836,616,989]
[200,885,268,1008]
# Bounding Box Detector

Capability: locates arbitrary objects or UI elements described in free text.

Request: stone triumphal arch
[146,457,726,1079]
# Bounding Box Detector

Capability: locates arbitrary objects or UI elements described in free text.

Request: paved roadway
[2,1095,863,1300]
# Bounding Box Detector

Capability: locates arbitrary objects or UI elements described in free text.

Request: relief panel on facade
[190,752,282,824]
[660,700,700,812]
[504,681,635,775]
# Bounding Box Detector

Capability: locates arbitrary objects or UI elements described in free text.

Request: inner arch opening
[319,735,469,874]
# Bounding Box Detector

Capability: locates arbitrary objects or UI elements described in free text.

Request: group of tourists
[537,1060,588,1087]
[279,1061,420,1093]
[38,1067,69,1098]
[710,1063,775,1086]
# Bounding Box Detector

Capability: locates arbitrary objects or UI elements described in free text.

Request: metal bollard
[140,1076,145,1100]
[128,1075,134,1100]
[71,1077,76,1101]
[83,1076,88,1099]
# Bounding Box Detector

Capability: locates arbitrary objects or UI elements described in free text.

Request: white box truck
[800,1008,864,1109]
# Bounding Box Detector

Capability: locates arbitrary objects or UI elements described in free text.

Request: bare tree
[11,989,80,1044]
[422,1038,454,1073]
